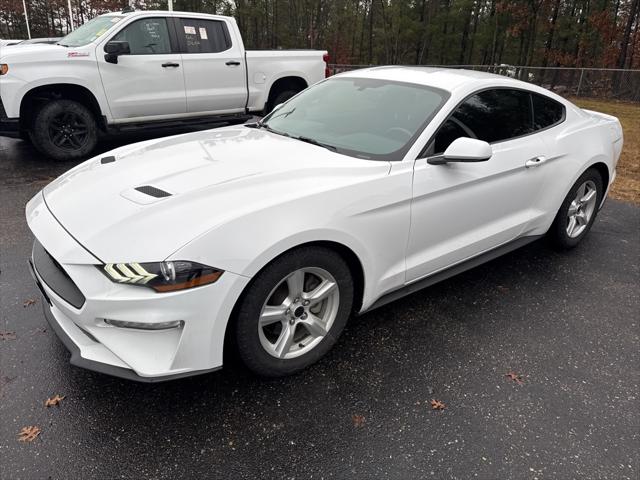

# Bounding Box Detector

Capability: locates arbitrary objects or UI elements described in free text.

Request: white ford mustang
[26,67,623,381]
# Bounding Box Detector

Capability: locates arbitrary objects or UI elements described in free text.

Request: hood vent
[134,185,172,198]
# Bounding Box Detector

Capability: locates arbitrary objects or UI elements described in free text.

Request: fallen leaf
[505,371,524,385]
[23,298,37,308]
[352,414,366,427]
[18,426,40,442]
[431,399,446,410]
[45,394,66,407]
[0,331,16,340]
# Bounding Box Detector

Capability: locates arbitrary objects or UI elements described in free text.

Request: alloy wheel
[566,179,598,238]
[49,111,90,150]
[258,267,340,359]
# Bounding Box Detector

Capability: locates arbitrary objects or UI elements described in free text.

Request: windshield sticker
[199,27,208,40]
[184,25,196,35]
[68,51,89,57]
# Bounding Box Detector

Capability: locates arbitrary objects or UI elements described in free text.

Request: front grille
[32,240,86,309]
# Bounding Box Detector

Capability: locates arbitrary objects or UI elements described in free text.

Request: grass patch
[571,98,639,204]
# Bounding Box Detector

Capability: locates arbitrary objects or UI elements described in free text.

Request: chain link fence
[328,64,640,102]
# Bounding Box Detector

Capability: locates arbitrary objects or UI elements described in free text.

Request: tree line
[1,0,638,70]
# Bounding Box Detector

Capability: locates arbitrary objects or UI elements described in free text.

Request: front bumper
[26,193,250,382]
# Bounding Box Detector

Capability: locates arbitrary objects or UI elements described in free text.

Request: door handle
[225,60,241,66]
[525,156,547,168]
[162,62,180,68]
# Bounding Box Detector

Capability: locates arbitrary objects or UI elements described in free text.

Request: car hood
[43,126,389,264]
[0,42,68,61]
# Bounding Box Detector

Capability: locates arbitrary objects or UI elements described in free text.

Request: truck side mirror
[104,41,130,64]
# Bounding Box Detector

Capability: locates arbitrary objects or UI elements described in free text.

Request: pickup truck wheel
[19,130,32,144]
[267,90,298,114]
[235,246,354,377]
[30,99,97,161]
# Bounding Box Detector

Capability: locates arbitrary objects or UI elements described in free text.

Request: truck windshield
[260,77,449,161]
[58,16,124,47]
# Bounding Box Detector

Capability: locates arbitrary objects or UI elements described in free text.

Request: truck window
[113,18,172,55]
[178,19,231,54]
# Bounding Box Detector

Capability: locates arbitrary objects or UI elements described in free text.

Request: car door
[97,17,186,120]
[175,17,247,114]
[406,88,550,282]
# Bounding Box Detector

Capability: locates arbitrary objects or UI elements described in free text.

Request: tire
[266,89,298,114]
[235,246,354,377]
[19,130,31,144]
[29,99,98,161]
[548,168,604,249]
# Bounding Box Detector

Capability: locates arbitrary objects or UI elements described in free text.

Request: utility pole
[168,0,173,11]
[22,0,32,39]
[68,0,75,30]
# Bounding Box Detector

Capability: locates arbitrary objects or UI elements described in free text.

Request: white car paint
[0,10,326,123]
[26,67,623,381]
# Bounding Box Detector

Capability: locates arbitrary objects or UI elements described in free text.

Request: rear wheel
[549,168,603,249]
[266,90,298,114]
[235,246,353,377]
[29,99,98,161]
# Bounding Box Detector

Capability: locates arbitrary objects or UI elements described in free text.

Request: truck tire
[29,99,98,161]
[267,90,298,114]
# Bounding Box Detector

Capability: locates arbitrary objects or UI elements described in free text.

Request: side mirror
[104,41,130,64]
[428,137,492,165]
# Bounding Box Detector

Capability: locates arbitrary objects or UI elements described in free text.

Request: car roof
[338,66,539,95]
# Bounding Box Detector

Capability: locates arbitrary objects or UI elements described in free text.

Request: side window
[433,119,470,154]
[532,93,565,130]
[452,89,533,143]
[112,18,172,55]
[179,19,231,54]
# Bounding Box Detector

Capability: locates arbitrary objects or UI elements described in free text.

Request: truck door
[175,17,247,114]
[97,17,187,120]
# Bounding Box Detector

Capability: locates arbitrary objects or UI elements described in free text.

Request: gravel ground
[1,132,638,480]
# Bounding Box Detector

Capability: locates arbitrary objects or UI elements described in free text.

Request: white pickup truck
[0,9,328,160]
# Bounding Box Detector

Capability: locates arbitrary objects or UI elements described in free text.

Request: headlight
[99,261,223,292]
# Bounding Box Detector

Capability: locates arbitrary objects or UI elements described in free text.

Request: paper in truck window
[199,27,208,40]
[183,25,196,35]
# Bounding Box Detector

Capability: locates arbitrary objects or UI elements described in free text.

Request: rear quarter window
[532,93,565,130]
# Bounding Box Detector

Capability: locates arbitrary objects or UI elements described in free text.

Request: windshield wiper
[294,136,337,152]
[245,121,291,138]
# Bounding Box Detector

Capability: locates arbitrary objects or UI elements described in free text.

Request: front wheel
[548,168,603,249]
[235,246,354,377]
[29,99,98,161]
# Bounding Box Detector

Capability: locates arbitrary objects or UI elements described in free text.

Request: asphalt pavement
[1,131,639,480]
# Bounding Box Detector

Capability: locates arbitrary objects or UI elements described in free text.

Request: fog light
[104,319,184,330]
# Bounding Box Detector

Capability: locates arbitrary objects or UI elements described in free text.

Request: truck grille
[32,240,86,309]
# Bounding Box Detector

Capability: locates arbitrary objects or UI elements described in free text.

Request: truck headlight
[99,261,223,292]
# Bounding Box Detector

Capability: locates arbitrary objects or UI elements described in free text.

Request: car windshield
[58,16,124,47]
[261,77,449,161]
